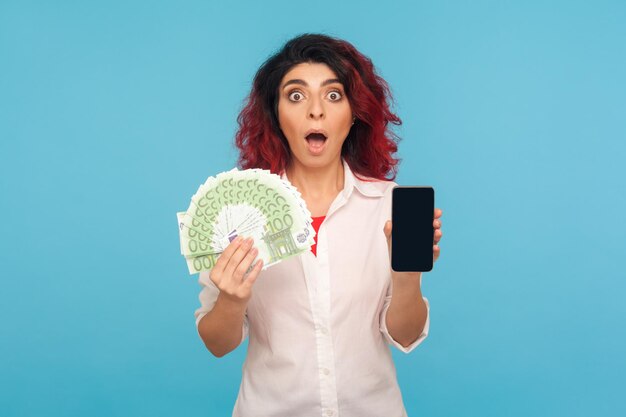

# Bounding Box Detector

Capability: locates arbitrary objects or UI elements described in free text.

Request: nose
[307,96,324,120]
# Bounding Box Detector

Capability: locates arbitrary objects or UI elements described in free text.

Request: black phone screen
[391,186,434,272]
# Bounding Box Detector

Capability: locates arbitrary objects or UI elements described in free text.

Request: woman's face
[277,62,353,170]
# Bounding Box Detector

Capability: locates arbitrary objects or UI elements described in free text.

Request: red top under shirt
[310,216,326,257]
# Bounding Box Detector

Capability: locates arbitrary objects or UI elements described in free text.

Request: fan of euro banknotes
[177,168,315,274]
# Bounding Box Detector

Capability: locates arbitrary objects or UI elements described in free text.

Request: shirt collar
[280,158,385,199]
[343,158,385,198]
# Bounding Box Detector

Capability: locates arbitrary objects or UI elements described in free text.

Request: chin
[293,151,339,168]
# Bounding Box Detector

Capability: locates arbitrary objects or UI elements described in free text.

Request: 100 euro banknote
[177,168,315,274]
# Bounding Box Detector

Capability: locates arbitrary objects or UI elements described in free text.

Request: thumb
[383,220,392,252]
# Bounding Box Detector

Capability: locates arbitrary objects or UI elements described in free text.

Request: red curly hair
[235,33,402,181]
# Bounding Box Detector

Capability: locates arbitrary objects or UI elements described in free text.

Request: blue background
[1,1,625,416]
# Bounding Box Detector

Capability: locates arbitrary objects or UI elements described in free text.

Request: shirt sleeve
[194,270,249,346]
[379,277,430,354]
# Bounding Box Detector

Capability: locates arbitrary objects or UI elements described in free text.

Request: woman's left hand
[433,208,443,262]
[384,208,443,265]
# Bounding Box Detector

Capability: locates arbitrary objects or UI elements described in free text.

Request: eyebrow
[281,78,342,90]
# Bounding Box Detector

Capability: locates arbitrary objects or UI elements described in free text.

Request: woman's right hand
[209,236,263,305]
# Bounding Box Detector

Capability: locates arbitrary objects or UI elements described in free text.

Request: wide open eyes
[287,89,343,103]
[288,90,305,102]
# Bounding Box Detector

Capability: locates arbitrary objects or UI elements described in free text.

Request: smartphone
[391,186,435,272]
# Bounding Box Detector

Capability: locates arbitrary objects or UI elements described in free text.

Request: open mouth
[305,132,328,149]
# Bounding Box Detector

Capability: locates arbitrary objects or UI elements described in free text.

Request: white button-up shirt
[195,158,430,417]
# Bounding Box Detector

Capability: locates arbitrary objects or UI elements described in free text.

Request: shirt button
[322,368,330,375]
[320,327,328,335]
[325,410,334,416]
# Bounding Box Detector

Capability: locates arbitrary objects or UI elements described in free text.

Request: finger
[433,244,440,262]
[233,245,260,282]
[383,220,392,239]
[224,237,254,277]
[243,259,264,287]
[434,208,443,219]
[213,235,245,276]
[433,219,441,228]
[383,220,392,255]
[434,229,443,243]
[223,237,255,278]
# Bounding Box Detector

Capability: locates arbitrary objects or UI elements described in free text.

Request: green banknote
[177,168,315,274]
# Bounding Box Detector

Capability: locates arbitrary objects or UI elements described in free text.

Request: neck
[285,158,345,199]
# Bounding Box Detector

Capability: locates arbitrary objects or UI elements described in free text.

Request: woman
[195,33,443,417]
